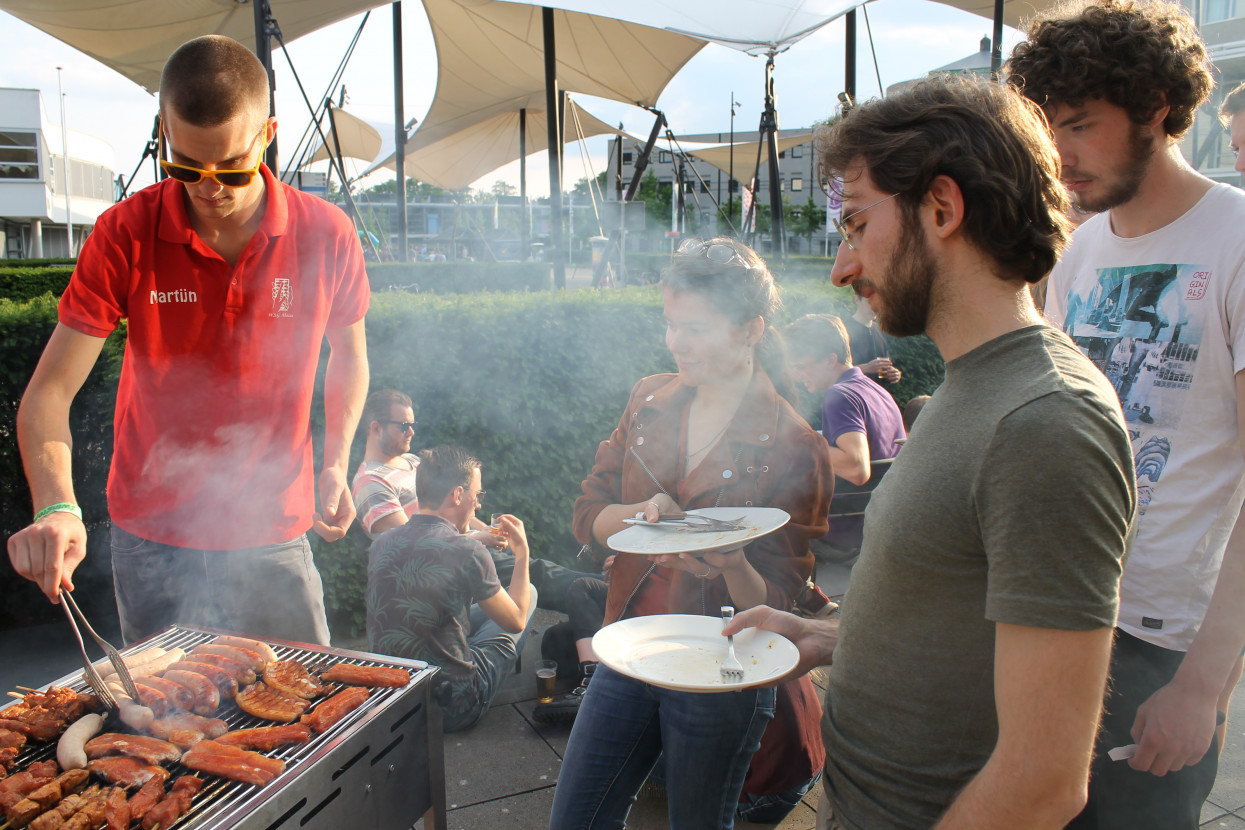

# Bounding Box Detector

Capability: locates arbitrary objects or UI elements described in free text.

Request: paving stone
[417,785,556,830]
[440,703,561,809]
[1205,800,1232,824]
[1201,812,1245,828]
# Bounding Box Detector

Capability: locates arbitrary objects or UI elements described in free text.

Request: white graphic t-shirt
[1046,184,1245,651]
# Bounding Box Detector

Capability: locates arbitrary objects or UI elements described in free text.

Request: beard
[379,433,410,458]
[859,212,938,338]
[1070,122,1155,214]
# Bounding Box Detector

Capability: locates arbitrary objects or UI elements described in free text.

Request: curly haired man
[1008,3,1245,827]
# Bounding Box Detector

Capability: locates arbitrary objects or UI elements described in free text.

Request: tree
[492,180,517,198]
[786,195,827,254]
[570,172,608,200]
[635,170,673,233]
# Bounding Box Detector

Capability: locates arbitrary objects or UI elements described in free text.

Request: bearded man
[726,74,1137,829]
[1008,3,1245,826]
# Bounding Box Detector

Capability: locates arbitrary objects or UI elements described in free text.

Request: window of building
[729,179,739,193]
[700,182,710,193]
[791,145,804,158]
[622,151,633,164]
[0,131,39,180]
[778,150,786,159]
[791,176,804,191]
[659,151,672,164]
[1204,0,1237,23]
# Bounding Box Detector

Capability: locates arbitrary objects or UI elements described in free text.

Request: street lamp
[729,94,740,230]
[57,67,73,257]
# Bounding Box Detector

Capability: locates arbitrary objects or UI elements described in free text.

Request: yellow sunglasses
[158,118,269,188]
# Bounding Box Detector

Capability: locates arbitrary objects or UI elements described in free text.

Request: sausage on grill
[161,670,220,716]
[301,687,369,734]
[320,664,411,688]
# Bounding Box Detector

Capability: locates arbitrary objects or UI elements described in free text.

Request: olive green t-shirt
[822,325,1136,830]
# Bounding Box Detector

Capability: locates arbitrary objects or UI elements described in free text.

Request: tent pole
[991,0,1005,77]
[762,54,785,260]
[393,1,408,262]
[615,125,624,202]
[520,107,529,261]
[625,111,665,201]
[543,7,566,289]
[845,10,857,102]
[253,0,279,173]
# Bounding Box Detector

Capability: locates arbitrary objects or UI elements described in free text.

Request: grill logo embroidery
[270,278,293,318]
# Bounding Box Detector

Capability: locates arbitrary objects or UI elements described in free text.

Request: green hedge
[0,281,944,637]
[0,258,77,269]
[0,267,75,303]
[366,261,551,294]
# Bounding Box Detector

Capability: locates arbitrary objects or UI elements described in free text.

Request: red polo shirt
[59,165,369,550]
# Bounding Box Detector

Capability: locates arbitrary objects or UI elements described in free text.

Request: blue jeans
[111,524,330,646]
[548,664,776,830]
[438,588,538,733]
[650,751,821,825]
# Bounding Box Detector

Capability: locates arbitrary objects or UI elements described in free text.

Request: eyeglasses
[676,238,755,270]
[380,420,416,432]
[158,118,268,188]
[833,193,899,251]
[467,489,486,505]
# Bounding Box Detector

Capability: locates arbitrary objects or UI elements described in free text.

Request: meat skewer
[125,778,165,823]
[85,757,169,790]
[5,769,90,829]
[101,786,130,830]
[25,784,102,830]
[301,687,369,734]
[319,664,410,688]
[140,776,203,830]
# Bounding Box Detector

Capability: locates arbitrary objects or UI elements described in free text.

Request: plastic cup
[536,660,557,703]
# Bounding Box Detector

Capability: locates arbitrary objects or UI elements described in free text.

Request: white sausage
[96,647,166,680]
[105,681,156,731]
[212,636,278,664]
[57,713,104,770]
[127,648,187,679]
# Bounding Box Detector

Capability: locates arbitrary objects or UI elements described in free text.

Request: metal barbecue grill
[10,625,446,830]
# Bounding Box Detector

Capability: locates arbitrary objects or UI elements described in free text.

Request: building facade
[0,88,116,259]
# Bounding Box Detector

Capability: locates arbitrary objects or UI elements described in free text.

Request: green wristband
[34,502,82,522]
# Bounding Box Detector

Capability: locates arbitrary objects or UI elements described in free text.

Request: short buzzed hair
[784,314,853,366]
[415,446,480,506]
[159,35,270,127]
[363,389,412,430]
[1221,81,1245,127]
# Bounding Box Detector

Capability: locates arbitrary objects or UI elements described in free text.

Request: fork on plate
[720,606,745,682]
[61,590,141,702]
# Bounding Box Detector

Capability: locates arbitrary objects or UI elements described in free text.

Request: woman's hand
[654,545,746,580]
[642,493,680,522]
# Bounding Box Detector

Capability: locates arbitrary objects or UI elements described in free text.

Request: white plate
[592,614,799,692]
[606,507,789,555]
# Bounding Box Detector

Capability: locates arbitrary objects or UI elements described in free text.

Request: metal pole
[543,7,565,288]
[845,10,857,102]
[990,0,1005,78]
[393,2,408,261]
[253,0,278,172]
[729,93,736,231]
[520,107,528,260]
[57,67,73,256]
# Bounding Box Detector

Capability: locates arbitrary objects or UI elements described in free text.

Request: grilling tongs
[59,590,141,707]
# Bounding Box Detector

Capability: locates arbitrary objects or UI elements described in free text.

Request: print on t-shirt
[1061,262,1207,515]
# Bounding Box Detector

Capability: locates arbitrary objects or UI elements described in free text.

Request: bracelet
[34,502,82,523]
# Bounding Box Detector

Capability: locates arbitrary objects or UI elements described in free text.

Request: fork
[61,591,141,701]
[720,606,745,682]
[59,599,117,709]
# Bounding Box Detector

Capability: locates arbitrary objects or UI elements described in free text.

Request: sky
[0,1,1023,198]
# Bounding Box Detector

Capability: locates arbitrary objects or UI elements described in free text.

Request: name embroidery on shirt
[149,288,198,304]
[270,277,293,318]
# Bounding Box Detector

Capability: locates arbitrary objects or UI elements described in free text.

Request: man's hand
[7,512,87,602]
[859,357,901,384]
[494,514,529,559]
[1129,679,1219,775]
[725,605,839,676]
[312,467,356,542]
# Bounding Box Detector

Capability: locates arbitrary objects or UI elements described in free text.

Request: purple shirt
[823,367,905,548]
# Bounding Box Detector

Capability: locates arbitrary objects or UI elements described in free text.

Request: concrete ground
[4,557,1245,829]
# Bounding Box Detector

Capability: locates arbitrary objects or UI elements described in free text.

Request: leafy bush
[0,258,77,269]
[366,261,551,294]
[0,267,76,303]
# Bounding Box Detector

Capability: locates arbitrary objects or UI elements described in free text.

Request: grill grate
[9,625,443,830]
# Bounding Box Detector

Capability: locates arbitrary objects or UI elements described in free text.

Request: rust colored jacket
[574,371,833,625]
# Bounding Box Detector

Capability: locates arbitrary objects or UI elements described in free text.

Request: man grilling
[6,35,369,645]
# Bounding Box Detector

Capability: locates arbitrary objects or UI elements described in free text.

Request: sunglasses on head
[158,118,268,188]
[676,238,755,270]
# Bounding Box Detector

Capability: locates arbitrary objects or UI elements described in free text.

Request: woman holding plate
[548,237,834,830]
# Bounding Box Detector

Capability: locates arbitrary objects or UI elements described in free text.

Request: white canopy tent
[685,133,815,177]
[305,107,384,166]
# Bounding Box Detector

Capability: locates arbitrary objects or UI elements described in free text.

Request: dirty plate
[592,614,799,692]
[606,507,789,555]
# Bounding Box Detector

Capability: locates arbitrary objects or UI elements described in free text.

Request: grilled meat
[102,786,130,830]
[140,775,203,830]
[5,769,90,829]
[0,762,60,811]
[190,644,267,673]
[214,724,311,752]
[210,636,278,665]
[183,653,255,686]
[134,678,193,713]
[0,729,28,751]
[84,733,181,765]
[319,664,410,688]
[25,785,103,830]
[234,683,308,723]
[125,777,165,822]
[86,757,170,789]
[127,684,170,719]
[0,688,96,743]
[262,661,325,700]
[146,713,228,749]
[181,741,284,787]
[167,661,238,699]
[161,670,220,716]
[301,687,369,734]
